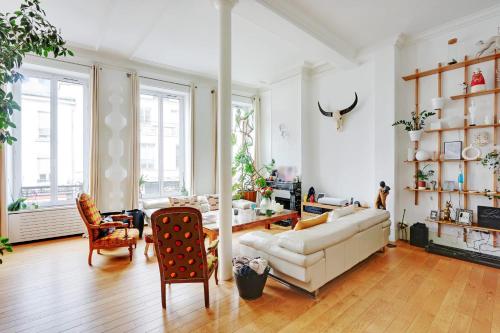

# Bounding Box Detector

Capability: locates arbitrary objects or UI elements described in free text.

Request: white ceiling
[1,0,499,86]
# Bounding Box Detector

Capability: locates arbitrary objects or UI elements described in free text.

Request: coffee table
[202,209,299,241]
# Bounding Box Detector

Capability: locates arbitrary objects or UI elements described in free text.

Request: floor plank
[0,233,499,333]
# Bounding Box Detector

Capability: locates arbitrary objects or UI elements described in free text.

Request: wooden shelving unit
[425,219,498,247]
[402,51,499,212]
[404,187,499,196]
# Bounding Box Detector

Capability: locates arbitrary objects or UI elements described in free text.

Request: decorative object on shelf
[431,97,446,110]
[481,150,500,182]
[447,38,458,65]
[462,144,481,161]
[432,151,439,161]
[442,200,453,222]
[484,115,493,125]
[443,181,456,191]
[456,209,473,225]
[470,68,486,93]
[375,181,390,210]
[317,92,358,131]
[407,146,415,161]
[458,163,464,191]
[459,82,469,95]
[475,27,500,57]
[430,180,437,191]
[429,210,439,221]
[468,100,478,126]
[415,164,435,190]
[392,110,436,142]
[415,150,431,161]
[444,141,462,160]
[474,132,489,146]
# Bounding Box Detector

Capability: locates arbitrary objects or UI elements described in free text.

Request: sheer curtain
[89,64,100,205]
[129,73,140,209]
[253,95,261,169]
[189,83,196,195]
[0,146,7,236]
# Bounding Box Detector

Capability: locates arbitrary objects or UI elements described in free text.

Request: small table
[202,209,299,241]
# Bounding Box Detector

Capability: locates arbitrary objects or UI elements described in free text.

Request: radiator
[8,206,85,243]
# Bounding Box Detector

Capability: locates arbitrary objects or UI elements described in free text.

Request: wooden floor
[1,230,499,333]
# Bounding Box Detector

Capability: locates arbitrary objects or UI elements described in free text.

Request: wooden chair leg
[144,243,150,256]
[128,245,133,262]
[88,248,93,266]
[203,280,210,308]
[161,282,166,309]
[214,265,219,285]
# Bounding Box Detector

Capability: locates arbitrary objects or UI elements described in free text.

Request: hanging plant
[0,0,73,145]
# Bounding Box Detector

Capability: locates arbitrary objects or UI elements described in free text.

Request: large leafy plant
[0,237,13,264]
[231,107,274,196]
[392,110,435,132]
[1,0,73,145]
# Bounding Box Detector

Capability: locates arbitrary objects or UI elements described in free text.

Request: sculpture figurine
[470,69,486,93]
[476,27,500,58]
[442,201,453,222]
[375,181,391,210]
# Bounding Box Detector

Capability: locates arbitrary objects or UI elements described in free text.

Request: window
[139,90,186,198]
[231,98,255,190]
[12,70,89,206]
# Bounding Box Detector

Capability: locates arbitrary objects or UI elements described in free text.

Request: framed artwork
[444,141,462,160]
[429,210,439,221]
[456,209,473,225]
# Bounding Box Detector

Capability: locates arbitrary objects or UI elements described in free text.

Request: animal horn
[318,101,333,117]
[339,92,358,115]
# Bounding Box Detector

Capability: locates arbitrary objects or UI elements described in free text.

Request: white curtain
[253,95,261,170]
[189,84,196,195]
[211,89,218,194]
[0,146,7,236]
[89,65,100,205]
[129,73,140,209]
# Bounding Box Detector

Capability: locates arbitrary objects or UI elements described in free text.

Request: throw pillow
[294,212,329,231]
[332,205,355,219]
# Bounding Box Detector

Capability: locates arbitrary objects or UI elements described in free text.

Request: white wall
[397,12,500,255]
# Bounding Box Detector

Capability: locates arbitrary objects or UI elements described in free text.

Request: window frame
[11,69,90,207]
[139,88,186,199]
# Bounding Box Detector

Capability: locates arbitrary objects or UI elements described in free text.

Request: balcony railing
[21,184,83,202]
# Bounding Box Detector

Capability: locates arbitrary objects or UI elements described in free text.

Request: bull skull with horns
[318,92,358,131]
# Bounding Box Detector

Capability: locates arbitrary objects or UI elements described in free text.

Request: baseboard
[426,241,500,269]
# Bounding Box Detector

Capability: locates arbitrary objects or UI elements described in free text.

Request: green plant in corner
[7,197,27,212]
[0,237,13,264]
[0,0,73,145]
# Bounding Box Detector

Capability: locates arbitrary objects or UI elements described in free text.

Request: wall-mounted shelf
[426,219,498,247]
[404,187,499,196]
[425,124,498,133]
[450,87,500,100]
[402,53,500,81]
[403,159,481,163]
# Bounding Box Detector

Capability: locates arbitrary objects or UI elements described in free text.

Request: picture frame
[456,209,473,225]
[429,210,439,221]
[443,141,462,160]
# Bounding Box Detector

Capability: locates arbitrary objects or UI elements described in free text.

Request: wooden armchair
[76,193,139,266]
[151,207,218,309]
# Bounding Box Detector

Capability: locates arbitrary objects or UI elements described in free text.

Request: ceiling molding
[254,0,357,68]
[405,4,500,45]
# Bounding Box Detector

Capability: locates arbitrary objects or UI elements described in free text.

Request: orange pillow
[294,212,329,231]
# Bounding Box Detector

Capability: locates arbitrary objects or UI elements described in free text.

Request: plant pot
[417,180,427,189]
[241,191,257,202]
[409,130,423,142]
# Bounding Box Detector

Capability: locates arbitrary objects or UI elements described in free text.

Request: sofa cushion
[336,209,390,232]
[331,205,355,219]
[294,212,328,231]
[142,198,171,210]
[239,231,275,251]
[206,194,219,211]
[277,222,358,255]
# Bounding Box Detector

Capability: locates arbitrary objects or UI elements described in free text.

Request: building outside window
[139,89,186,198]
[11,70,89,206]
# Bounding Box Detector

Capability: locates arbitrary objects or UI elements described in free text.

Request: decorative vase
[417,180,427,190]
[415,150,430,161]
[409,129,423,142]
[431,97,445,110]
[407,146,415,161]
[259,197,271,214]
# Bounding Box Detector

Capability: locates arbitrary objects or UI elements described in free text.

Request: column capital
[212,0,237,11]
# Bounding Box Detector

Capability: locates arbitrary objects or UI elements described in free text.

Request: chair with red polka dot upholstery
[150,207,219,309]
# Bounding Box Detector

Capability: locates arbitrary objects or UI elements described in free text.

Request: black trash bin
[126,209,145,238]
[234,266,270,300]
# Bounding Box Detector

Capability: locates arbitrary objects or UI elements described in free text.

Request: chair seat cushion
[94,228,139,247]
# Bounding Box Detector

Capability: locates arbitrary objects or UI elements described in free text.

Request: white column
[213,0,237,281]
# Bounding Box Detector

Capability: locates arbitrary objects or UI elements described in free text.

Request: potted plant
[415,164,435,189]
[258,186,274,215]
[392,110,436,142]
[0,237,13,264]
[231,106,274,201]
[1,0,73,146]
[481,150,500,181]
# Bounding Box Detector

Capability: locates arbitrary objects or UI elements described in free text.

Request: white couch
[239,208,391,295]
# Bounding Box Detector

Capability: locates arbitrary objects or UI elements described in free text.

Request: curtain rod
[232,93,255,99]
[139,75,191,88]
[28,54,92,68]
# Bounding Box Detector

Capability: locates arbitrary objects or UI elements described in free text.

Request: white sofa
[239,208,391,295]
